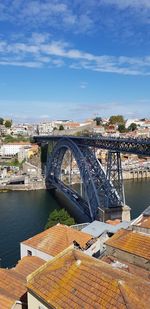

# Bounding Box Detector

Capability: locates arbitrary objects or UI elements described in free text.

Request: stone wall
[105,245,150,271]
[0,181,45,191]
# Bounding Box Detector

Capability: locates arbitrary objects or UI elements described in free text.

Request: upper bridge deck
[33,135,150,156]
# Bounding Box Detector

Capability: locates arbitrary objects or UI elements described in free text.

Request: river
[0,178,149,268]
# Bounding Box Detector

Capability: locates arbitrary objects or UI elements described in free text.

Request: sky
[0,0,150,122]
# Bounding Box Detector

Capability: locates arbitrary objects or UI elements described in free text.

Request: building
[22,162,41,178]
[80,220,130,256]
[131,205,150,234]
[37,122,53,135]
[105,229,150,270]
[81,220,130,237]
[21,223,100,261]
[27,248,150,309]
[18,144,39,162]
[63,122,80,130]
[0,142,31,157]
[0,256,45,309]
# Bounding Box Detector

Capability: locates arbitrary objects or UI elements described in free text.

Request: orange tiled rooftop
[106,219,121,226]
[22,223,93,256]
[105,229,150,260]
[0,256,45,309]
[133,215,150,229]
[27,248,150,309]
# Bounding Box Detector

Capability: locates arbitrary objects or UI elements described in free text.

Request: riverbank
[123,170,150,180]
[0,181,46,192]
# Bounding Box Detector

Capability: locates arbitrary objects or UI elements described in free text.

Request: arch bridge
[34,135,150,221]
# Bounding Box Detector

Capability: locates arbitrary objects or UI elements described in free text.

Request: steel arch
[46,138,122,220]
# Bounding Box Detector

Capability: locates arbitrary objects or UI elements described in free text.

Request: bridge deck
[34,135,150,156]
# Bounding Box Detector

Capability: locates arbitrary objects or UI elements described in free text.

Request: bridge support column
[98,205,131,222]
[121,204,131,221]
[106,151,125,204]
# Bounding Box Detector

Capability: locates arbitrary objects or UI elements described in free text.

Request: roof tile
[22,223,93,256]
[105,229,150,260]
[27,249,150,309]
[0,256,45,309]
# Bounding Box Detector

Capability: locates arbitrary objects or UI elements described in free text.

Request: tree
[59,125,64,130]
[118,124,126,133]
[128,123,137,132]
[5,120,12,128]
[45,209,75,229]
[94,117,102,126]
[109,115,125,125]
[0,118,4,125]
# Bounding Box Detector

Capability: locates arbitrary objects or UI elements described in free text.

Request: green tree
[118,124,126,133]
[45,209,75,229]
[5,120,12,128]
[59,125,64,130]
[0,118,4,125]
[128,123,137,131]
[94,117,102,126]
[109,115,125,125]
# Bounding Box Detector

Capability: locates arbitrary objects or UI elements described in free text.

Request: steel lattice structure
[106,151,125,204]
[34,135,150,221]
[34,135,150,156]
[46,138,122,221]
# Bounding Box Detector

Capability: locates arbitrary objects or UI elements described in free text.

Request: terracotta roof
[0,294,14,309]
[106,219,121,226]
[27,249,150,309]
[105,229,150,260]
[133,215,150,229]
[0,256,45,309]
[22,224,93,256]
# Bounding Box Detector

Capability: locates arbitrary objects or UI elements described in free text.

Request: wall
[132,225,150,235]
[123,170,150,180]
[85,234,109,257]
[20,243,53,261]
[106,245,150,271]
[28,292,49,309]
[0,182,45,191]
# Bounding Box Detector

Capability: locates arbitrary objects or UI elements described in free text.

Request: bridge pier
[98,204,131,222]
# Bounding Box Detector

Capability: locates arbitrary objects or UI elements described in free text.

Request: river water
[0,179,149,268]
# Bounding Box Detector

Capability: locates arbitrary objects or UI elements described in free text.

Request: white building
[125,119,145,129]
[37,122,53,135]
[21,223,100,261]
[0,143,31,157]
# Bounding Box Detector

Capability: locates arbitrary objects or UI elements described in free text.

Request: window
[27,250,32,256]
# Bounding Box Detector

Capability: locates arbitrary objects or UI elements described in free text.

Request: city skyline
[0,1,150,121]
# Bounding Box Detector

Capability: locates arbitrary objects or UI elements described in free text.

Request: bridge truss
[46,138,123,221]
[34,135,150,221]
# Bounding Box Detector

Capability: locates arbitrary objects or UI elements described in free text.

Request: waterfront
[0,178,149,268]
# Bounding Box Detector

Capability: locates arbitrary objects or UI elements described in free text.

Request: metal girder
[46,138,122,221]
[106,151,125,204]
[34,135,150,156]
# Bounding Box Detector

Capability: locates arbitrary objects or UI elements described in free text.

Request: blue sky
[0,0,150,122]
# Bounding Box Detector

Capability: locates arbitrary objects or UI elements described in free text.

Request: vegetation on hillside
[59,125,64,130]
[3,135,30,143]
[0,117,4,125]
[109,115,125,125]
[5,120,12,128]
[45,208,75,229]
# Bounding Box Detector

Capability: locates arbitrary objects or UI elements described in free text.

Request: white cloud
[0,0,150,43]
[0,36,150,74]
